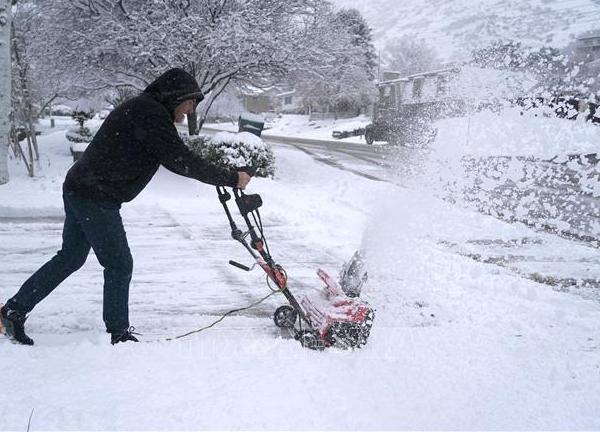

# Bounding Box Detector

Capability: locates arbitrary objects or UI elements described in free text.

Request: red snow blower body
[217,186,374,350]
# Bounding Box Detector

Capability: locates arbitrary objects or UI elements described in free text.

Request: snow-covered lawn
[1,121,600,430]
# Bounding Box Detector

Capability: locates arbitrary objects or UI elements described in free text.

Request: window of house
[412,78,423,99]
[284,96,293,105]
[436,74,449,97]
[395,83,404,105]
[379,87,391,107]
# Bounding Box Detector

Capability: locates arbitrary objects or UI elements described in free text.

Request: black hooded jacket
[63,68,239,204]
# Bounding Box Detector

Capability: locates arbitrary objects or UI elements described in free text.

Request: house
[375,64,539,117]
[368,65,540,144]
[276,90,304,114]
[241,87,278,114]
[375,65,465,121]
[241,87,305,115]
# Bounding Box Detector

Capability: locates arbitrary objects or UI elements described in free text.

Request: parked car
[364,122,389,145]
[332,127,366,139]
[365,118,437,147]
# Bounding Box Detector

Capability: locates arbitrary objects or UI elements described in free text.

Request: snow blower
[216,186,374,350]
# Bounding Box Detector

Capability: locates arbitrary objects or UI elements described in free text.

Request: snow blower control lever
[216,186,375,350]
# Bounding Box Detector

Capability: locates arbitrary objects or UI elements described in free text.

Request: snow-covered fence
[183,132,275,178]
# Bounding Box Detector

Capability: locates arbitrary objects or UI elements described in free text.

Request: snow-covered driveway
[1,129,600,429]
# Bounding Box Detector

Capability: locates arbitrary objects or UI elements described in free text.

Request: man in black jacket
[1,68,251,345]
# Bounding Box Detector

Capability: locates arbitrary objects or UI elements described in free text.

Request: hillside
[332,0,600,60]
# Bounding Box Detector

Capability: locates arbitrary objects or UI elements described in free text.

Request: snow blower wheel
[273,305,297,328]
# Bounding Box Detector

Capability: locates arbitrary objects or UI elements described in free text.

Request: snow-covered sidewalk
[1,126,600,430]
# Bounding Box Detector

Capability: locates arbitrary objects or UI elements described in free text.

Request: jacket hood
[143,68,204,119]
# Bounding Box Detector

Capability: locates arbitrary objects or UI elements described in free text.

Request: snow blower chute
[216,186,374,350]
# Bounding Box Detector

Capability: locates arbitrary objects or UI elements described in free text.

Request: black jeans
[8,191,133,333]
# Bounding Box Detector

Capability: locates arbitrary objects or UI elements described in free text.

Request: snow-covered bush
[66,124,99,158]
[66,126,94,144]
[67,110,96,145]
[71,110,94,127]
[183,132,275,178]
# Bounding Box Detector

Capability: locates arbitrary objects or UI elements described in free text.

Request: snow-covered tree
[34,0,352,132]
[334,8,377,80]
[0,0,11,184]
[383,35,440,76]
[11,0,43,176]
[7,0,82,177]
[293,5,376,116]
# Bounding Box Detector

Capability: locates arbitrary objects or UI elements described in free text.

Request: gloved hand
[237,171,252,189]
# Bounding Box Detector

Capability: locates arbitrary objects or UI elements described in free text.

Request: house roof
[276,90,296,97]
[577,30,600,41]
[241,85,277,96]
[241,86,297,97]
[377,66,460,86]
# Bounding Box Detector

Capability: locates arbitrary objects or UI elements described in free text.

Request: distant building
[369,65,540,144]
[241,87,278,114]
[276,90,304,114]
[576,31,600,61]
[575,30,600,95]
[375,64,538,115]
[241,87,305,115]
[241,84,373,119]
[375,65,464,118]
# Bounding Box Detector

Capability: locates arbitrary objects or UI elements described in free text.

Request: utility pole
[378,49,381,82]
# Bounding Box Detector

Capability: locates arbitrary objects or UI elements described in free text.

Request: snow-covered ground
[332,0,599,59]
[205,114,372,145]
[1,115,600,430]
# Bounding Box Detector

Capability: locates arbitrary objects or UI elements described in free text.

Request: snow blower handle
[229,260,251,272]
[233,188,267,257]
[216,186,269,262]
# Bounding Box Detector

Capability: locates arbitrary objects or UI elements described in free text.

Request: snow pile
[184,131,275,177]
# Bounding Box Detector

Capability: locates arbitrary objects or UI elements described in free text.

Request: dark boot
[1,305,34,346]
[111,327,140,345]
